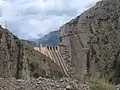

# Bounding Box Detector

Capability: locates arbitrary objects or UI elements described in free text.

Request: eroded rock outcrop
[0,26,64,79]
[59,0,120,84]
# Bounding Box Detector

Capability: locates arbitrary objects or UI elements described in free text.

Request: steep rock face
[59,0,120,83]
[0,26,64,79]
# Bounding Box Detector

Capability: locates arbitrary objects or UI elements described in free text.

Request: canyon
[1,0,120,89]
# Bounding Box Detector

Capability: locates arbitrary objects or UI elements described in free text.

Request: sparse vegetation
[84,78,115,90]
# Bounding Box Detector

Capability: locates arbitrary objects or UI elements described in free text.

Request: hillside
[37,30,60,46]
[0,26,64,79]
[25,30,60,47]
[58,0,120,84]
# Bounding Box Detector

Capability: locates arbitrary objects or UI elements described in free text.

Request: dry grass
[85,78,115,90]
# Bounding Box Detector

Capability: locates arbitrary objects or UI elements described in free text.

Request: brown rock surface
[0,26,64,79]
[58,0,120,83]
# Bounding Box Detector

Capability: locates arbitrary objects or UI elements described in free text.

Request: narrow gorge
[0,0,120,89]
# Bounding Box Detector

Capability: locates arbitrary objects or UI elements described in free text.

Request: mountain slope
[37,30,60,46]
[25,30,60,47]
[0,26,64,79]
[58,0,120,84]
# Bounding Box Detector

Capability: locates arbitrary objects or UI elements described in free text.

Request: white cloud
[0,0,101,40]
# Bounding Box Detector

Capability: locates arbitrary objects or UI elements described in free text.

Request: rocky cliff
[59,0,120,84]
[0,26,64,79]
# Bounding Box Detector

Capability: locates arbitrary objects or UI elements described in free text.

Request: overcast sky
[0,0,100,40]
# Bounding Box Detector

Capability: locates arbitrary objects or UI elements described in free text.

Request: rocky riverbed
[0,77,90,90]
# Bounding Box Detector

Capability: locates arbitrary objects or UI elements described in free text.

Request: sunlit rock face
[59,0,120,84]
[0,26,64,79]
